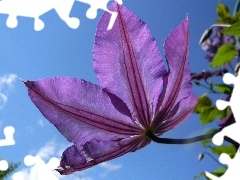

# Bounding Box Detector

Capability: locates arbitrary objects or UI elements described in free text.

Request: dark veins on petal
[117,5,150,128]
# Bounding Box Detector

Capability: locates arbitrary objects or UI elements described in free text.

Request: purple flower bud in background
[201,27,236,62]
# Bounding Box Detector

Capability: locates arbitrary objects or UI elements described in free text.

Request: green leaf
[194,95,212,114]
[211,168,226,177]
[194,96,222,125]
[202,139,212,147]
[200,107,218,125]
[217,3,231,23]
[218,107,230,119]
[202,129,218,147]
[211,43,237,68]
[193,172,206,180]
[211,144,236,158]
[222,22,240,36]
[0,160,20,179]
[193,168,226,180]
[214,84,233,94]
[232,11,240,23]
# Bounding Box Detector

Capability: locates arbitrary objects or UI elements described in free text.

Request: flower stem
[191,69,228,81]
[147,131,216,144]
[201,152,227,168]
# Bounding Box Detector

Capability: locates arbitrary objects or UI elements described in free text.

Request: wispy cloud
[11,140,121,179]
[99,161,122,177]
[37,119,44,127]
[99,162,122,171]
[11,140,93,180]
[36,141,56,161]
[24,126,34,133]
[0,73,17,109]
[78,177,93,180]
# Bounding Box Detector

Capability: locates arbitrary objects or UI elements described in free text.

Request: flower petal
[93,3,167,128]
[152,19,196,128]
[56,136,149,175]
[154,93,197,134]
[25,77,142,145]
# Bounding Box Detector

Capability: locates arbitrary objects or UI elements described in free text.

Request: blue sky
[0,0,236,179]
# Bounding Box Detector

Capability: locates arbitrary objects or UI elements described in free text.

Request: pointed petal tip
[19,77,27,84]
[22,79,30,88]
[23,80,33,89]
[164,17,189,43]
[55,167,68,175]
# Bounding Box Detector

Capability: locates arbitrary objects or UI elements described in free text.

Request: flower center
[144,129,153,137]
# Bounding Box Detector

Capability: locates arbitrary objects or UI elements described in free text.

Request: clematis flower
[25,3,198,175]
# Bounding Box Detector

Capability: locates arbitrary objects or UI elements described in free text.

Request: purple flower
[24,3,196,175]
[201,27,236,61]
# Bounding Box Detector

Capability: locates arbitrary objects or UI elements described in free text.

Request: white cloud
[11,140,121,180]
[11,140,93,180]
[37,119,44,127]
[78,177,93,180]
[25,126,34,133]
[99,161,122,177]
[36,141,56,161]
[0,74,17,86]
[0,74,17,109]
[99,162,122,171]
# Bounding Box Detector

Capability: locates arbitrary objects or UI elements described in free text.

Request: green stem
[202,152,227,168]
[196,81,220,94]
[146,131,216,144]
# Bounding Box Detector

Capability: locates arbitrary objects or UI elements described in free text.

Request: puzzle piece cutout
[0,0,80,31]
[205,70,240,179]
[0,160,8,171]
[205,149,240,180]
[0,0,122,31]
[77,0,122,30]
[0,126,15,171]
[12,155,60,180]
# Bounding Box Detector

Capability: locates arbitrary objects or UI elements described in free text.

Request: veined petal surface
[155,93,197,134]
[57,136,150,175]
[93,3,167,128]
[25,77,142,145]
[152,19,197,128]
[24,3,198,175]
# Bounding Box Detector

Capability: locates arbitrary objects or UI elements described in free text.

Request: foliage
[222,22,240,36]
[193,1,240,179]
[211,43,237,68]
[194,168,226,180]
[217,3,232,24]
[0,161,20,180]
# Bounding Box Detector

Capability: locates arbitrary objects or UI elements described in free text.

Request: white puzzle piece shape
[12,155,60,180]
[0,0,79,31]
[206,149,240,180]
[0,0,123,31]
[205,70,240,179]
[0,126,15,171]
[0,126,15,147]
